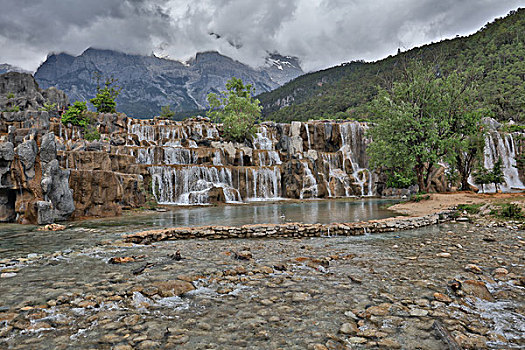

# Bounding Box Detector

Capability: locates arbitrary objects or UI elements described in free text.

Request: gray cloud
[0,0,522,72]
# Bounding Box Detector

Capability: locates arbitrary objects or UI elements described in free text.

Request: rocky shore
[1,216,524,349]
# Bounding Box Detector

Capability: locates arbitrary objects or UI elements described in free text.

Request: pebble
[339,322,358,335]
[436,252,451,258]
[0,272,17,278]
[291,292,312,302]
[465,264,482,274]
[409,308,428,317]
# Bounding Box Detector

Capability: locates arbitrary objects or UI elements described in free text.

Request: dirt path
[389,192,525,217]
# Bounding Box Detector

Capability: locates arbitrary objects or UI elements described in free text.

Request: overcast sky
[0,0,522,72]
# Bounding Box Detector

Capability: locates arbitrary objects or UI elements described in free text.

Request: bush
[160,105,175,119]
[499,203,523,219]
[457,203,483,214]
[61,101,89,127]
[84,126,101,141]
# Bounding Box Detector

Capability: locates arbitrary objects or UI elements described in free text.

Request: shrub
[61,101,89,127]
[499,203,523,219]
[457,203,483,214]
[84,126,101,141]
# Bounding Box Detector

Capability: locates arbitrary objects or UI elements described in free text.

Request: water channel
[0,199,523,349]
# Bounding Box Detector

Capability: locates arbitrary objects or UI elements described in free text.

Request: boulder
[151,280,195,297]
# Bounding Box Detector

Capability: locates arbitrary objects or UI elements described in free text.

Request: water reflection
[0,199,397,259]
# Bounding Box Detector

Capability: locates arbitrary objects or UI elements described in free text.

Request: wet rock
[436,252,451,258]
[37,223,66,231]
[433,292,452,304]
[409,308,428,317]
[461,280,494,301]
[493,267,508,276]
[348,337,367,344]
[233,250,252,260]
[339,321,358,335]
[465,264,482,274]
[151,280,195,297]
[291,292,312,302]
[365,303,390,317]
[377,338,401,349]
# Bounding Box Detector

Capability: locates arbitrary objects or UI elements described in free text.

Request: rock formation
[1,73,522,224]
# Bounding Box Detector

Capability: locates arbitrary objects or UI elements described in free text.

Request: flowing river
[0,199,524,349]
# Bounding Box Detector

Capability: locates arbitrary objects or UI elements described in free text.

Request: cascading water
[300,161,318,199]
[479,130,524,192]
[339,122,374,196]
[126,118,380,205]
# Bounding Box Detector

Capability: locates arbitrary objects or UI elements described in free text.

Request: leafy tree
[473,164,491,193]
[368,61,482,192]
[160,105,175,119]
[90,74,120,113]
[207,77,262,142]
[61,101,89,127]
[490,156,505,191]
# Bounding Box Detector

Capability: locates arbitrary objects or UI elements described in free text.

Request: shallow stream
[0,199,523,349]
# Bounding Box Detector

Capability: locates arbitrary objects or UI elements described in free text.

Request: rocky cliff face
[0,72,69,116]
[1,74,522,224]
[34,48,304,118]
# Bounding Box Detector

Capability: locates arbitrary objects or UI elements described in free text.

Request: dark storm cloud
[0,0,522,72]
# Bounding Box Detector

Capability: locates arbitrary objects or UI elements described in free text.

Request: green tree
[368,61,482,192]
[160,105,175,119]
[207,77,262,142]
[473,164,491,193]
[490,157,505,192]
[90,74,120,113]
[61,101,89,127]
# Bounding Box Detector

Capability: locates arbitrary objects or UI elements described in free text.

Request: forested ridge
[258,8,525,123]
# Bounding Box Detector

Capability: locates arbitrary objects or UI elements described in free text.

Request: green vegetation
[4,105,19,112]
[367,61,483,192]
[259,8,525,123]
[61,101,89,127]
[160,105,175,119]
[411,194,430,202]
[490,157,505,191]
[6,92,14,99]
[39,103,57,112]
[207,77,262,142]
[90,74,120,113]
[457,203,483,214]
[499,203,523,219]
[84,126,101,141]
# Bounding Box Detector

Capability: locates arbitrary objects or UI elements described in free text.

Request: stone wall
[125,211,455,244]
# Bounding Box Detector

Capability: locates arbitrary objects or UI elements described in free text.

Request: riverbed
[0,199,524,349]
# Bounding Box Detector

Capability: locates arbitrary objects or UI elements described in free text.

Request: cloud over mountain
[0,0,522,71]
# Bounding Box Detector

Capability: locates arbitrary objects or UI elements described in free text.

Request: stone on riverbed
[151,280,195,297]
[461,280,494,302]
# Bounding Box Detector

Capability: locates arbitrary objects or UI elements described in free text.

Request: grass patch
[457,203,483,214]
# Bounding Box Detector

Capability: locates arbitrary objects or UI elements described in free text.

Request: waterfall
[149,166,241,205]
[300,161,318,199]
[305,123,311,150]
[248,167,281,201]
[479,130,524,192]
[253,126,274,150]
[339,122,373,196]
[164,147,197,165]
[137,148,155,164]
[131,124,155,142]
